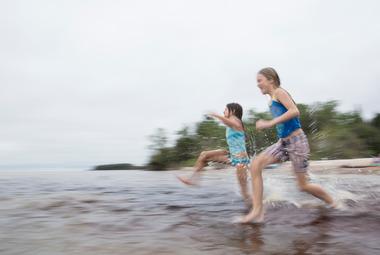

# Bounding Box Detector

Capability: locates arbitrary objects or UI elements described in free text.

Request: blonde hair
[258,67,281,87]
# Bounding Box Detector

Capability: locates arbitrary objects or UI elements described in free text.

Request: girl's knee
[236,164,246,172]
[298,183,308,192]
[250,163,262,177]
[252,154,269,169]
[198,151,209,162]
[252,160,262,169]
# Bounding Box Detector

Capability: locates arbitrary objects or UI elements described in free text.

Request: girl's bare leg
[295,172,334,205]
[178,149,229,185]
[236,165,251,207]
[240,153,279,223]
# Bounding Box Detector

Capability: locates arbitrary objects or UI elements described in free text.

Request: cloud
[0,0,379,168]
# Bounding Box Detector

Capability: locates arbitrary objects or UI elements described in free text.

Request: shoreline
[179,158,380,174]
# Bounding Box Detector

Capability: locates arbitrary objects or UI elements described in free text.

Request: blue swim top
[226,127,247,156]
[270,99,301,138]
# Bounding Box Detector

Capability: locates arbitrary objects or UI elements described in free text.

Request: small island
[92,163,147,171]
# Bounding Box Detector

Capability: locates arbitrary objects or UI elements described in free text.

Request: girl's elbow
[293,109,300,117]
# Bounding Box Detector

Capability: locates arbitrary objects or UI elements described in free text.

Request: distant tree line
[148,101,380,170]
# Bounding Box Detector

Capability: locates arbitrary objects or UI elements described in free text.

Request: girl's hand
[207,112,218,118]
[208,112,243,130]
[256,119,274,130]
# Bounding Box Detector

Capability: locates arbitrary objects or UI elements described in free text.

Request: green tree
[173,126,200,162]
[195,119,226,150]
[148,128,167,151]
[371,113,380,130]
[148,148,176,170]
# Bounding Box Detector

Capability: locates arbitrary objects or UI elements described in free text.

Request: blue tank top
[270,100,301,138]
[226,127,247,156]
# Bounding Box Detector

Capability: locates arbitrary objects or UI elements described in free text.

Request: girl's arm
[209,113,243,131]
[271,88,300,125]
[256,89,300,130]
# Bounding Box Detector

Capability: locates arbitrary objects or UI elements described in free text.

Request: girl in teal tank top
[177,103,252,207]
[225,127,251,166]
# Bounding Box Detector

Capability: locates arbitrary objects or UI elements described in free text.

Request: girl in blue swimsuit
[240,67,335,223]
[178,103,251,204]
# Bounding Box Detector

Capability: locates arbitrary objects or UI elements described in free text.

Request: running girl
[178,103,251,204]
[240,67,335,223]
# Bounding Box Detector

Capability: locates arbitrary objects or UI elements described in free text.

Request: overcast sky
[1,0,379,169]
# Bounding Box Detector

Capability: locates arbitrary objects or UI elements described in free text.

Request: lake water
[0,166,379,255]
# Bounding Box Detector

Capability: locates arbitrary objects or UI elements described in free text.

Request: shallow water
[0,168,379,255]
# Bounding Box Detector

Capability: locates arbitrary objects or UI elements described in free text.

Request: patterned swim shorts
[263,130,310,173]
[229,156,250,167]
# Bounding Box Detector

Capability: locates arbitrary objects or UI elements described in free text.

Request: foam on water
[235,171,365,211]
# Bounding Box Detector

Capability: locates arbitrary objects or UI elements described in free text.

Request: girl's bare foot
[328,200,346,210]
[239,207,264,223]
[176,175,198,186]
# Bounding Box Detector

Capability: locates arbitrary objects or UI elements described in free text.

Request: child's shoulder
[274,87,287,96]
[272,87,284,101]
[230,116,244,131]
[273,87,292,100]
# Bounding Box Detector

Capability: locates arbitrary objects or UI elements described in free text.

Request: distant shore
[92,163,147,171]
